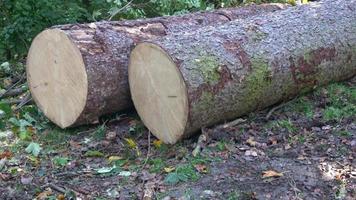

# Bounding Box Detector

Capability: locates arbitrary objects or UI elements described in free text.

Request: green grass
[148,158,165,173]
[321,83,355,121]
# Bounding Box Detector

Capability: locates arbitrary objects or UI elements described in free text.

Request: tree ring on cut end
[129,42,188,144]
[26,29,88,128]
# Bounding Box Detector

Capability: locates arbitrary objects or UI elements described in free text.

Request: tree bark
[129,0,356,143]
[27,3,288,128]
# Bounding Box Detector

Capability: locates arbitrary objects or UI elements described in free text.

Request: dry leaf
[36,188,53,200]
[57,194,65,200]
[0,150,12,159]
[106,131,117,140]
[124,138,137,149]
[194,164,208,173]
[246,137,256,147]
[153,140,162,148]
[262,170,283,178]
[69,140,81,149]
[245,150,258,157]
[335,173,342,181]
[269,137,278,145]
[108,156,123,163]
[164,166,175,173]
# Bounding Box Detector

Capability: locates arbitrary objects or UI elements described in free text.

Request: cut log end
[129,43,188,144]
[26,29,88,128]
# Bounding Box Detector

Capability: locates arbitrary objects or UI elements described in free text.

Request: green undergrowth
[321,83,355,121]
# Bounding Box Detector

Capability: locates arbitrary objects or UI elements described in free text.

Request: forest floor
[0,77,355,200]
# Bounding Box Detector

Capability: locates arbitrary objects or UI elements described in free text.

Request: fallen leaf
[335,173,343,181]
[119,171,131,177]
[85,150,104,157]
[57,194,65,200]
[194,164,208,173]
[106,131,116,141]
[25,142,41,157]
[0,150,12,159]
[95,166,117,174]
[153,139,162,148]
[164,166,175,173]
[108,156,123,163]
[21,175,33,184]
[262,170,283,178]
[27,156,40,166]
[0,158,7,171]
[245,150,258,157]
[246,137,256,147]
[69,140,81,149]
[297,155,305,160]
[269,137,278,145]
[0,173,11,181]
[124,138,137,149]
[36,188,53,200]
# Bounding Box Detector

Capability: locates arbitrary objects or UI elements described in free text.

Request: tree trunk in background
[26,3,288,128]
[129,0,356,144]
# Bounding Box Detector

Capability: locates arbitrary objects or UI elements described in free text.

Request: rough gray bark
[41,3,288,127]
[144,0,356,139]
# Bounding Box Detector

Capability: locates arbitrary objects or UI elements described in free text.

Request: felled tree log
[26,3,288,128]
[129,0,356,144]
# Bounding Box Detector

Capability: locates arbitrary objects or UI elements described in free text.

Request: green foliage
[287,98,314,118]
[321,83,355,121]
[271,119,297,133]
[0,0,297,62]
[25,142,41,156]
[92,123,107,140]
[53,156,70,167]
[164,164,199,185]
[85,150,105,157]
[148,158,165,173]
[0,0,98,60]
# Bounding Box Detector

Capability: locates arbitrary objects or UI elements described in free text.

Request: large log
[26,4,288,128]
[129,0,356,144]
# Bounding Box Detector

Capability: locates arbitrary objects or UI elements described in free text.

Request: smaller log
[129,0,356,144]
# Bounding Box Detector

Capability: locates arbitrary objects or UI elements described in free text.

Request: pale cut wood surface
[27,29,88,128]
[129,43,188,144]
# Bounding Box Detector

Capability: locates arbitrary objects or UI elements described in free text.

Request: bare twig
[192,127,209,157]
[142,182,155,200]
[108,0,134,21]
[0,73,25,99]
[0,87,27,98]
[266,98,298,120]
[218,118,246,129]
[42,183,66,194]
[141,131,151,170]
[14,93,32,110]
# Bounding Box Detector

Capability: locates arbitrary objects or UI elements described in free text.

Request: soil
[0,78,355,200]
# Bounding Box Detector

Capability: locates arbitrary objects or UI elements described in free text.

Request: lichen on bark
[194,91,214,112]
[244,57,272,104]
[193,51,221,85]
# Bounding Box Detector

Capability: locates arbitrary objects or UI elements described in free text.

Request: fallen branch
[15,93,32,110]
[0,73,25,99]
[141,131,151,170]
[0,87,27,98]
[192,128,209,157]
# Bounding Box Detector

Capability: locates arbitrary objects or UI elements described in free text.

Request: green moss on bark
[194,55,220,85]
[193,91,214,112]
[244,57,272,105]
